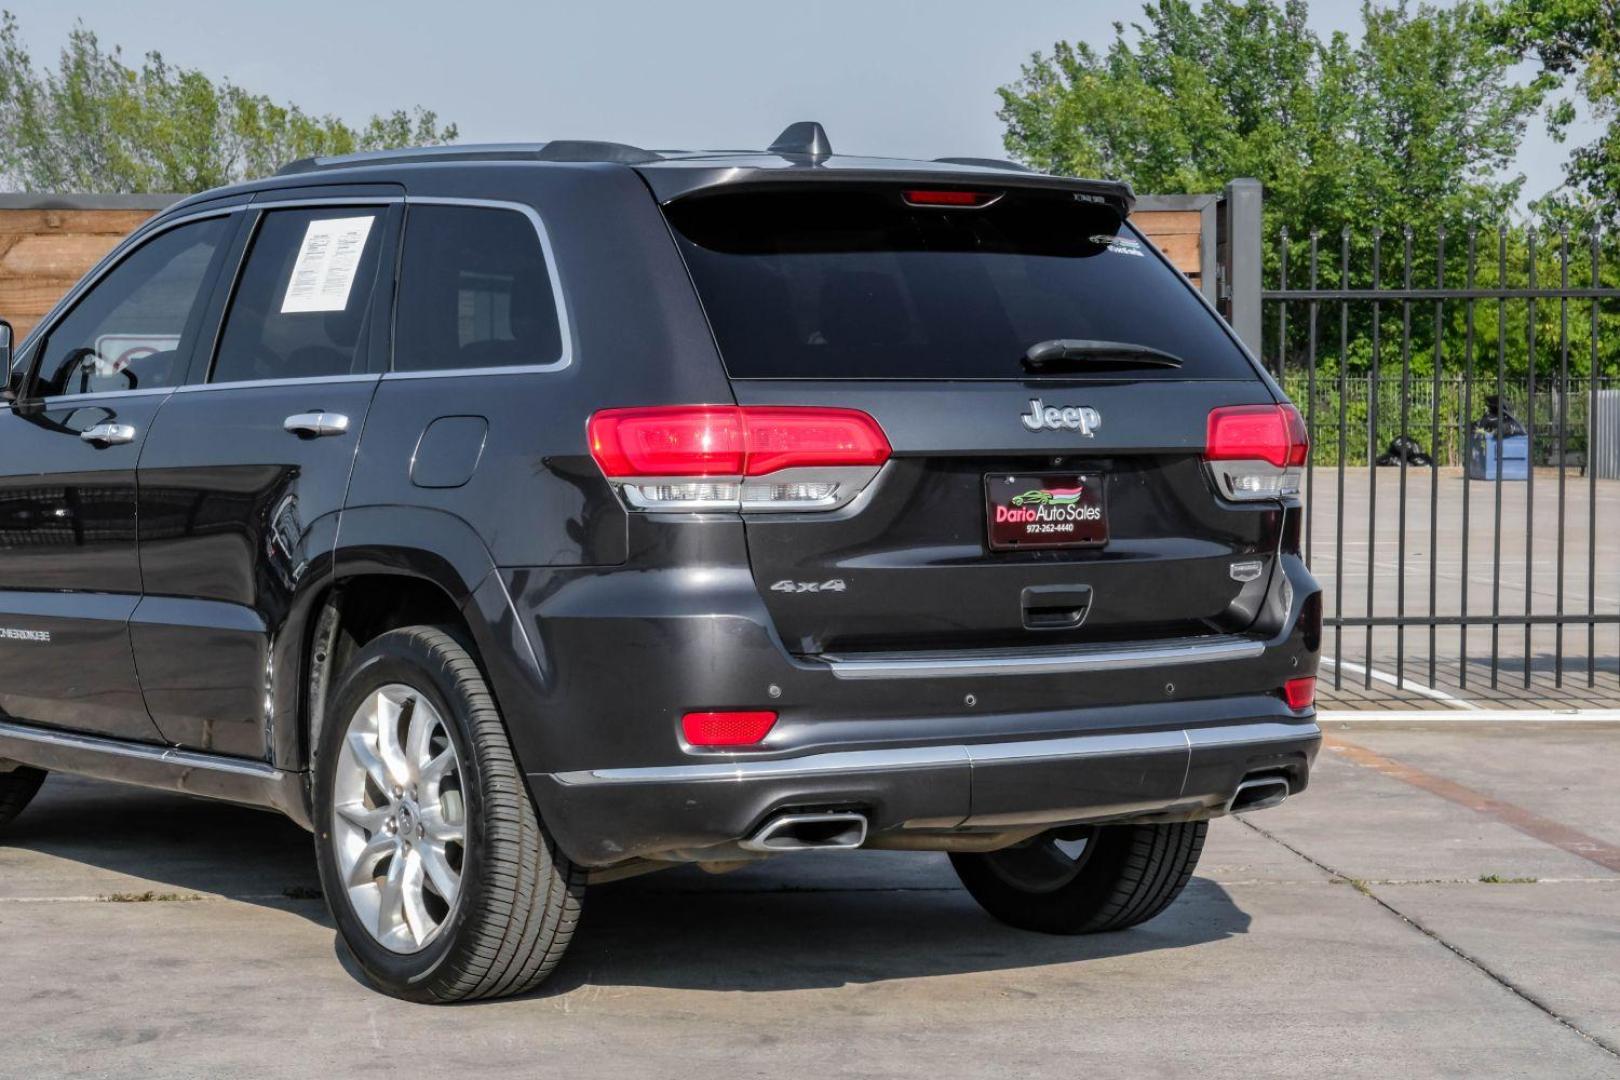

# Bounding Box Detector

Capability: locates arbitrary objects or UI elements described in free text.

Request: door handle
[283,412,350,438]
[79,422,137,446]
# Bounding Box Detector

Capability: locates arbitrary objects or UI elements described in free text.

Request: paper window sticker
[280,215,376,314]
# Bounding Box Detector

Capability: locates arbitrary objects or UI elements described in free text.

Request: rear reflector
[589,406,890,478]
[681,710,778,747]
[1282,676,1316,710]
[901,189,1001,208]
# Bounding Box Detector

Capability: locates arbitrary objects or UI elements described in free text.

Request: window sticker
[280,215,375,314]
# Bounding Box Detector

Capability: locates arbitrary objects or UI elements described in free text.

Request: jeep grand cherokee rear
[528,166,1320,937]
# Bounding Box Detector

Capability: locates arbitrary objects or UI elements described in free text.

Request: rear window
[665,188,1256,381]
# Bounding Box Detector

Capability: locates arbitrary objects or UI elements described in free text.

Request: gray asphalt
[3,725,1619,1079]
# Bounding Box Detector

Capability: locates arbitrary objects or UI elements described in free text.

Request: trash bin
[1467,395,1529,480]
[1468,433,1529,480]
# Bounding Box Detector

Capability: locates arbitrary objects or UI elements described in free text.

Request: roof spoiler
[644,166,1134,216]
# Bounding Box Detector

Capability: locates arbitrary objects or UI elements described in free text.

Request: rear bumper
[531,715,1320,865]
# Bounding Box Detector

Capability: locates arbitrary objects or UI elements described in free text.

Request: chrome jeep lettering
[1020,399,1101,436]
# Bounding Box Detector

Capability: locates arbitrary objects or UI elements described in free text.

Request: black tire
[313,625,583,1002]
[950,821,1207,934]
[0,766,46,830]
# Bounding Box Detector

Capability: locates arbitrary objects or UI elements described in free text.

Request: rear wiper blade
[1022,339,1184,371]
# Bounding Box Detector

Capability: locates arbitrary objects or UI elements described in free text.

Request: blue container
[1468,433,1529,480]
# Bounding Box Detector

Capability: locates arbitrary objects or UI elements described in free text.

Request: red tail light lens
[588,406,746,477]
[1206,404,1309,468]
[901,189,1001,208]
[682,710,778,747]
[1282,676,1316,710]
[588,406,890,478]
[736,408,891,476]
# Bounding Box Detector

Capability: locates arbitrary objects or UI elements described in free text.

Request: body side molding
[0,720,311,829]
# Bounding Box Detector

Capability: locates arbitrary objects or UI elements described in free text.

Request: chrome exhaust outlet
[1227,776,1290,814]
[740,811,869,853]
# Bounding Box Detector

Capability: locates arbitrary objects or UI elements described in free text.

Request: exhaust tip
[1227,776,1290,814]
[740,811,868,853]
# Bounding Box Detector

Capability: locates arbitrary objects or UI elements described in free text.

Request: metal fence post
[1220,178,1264,356]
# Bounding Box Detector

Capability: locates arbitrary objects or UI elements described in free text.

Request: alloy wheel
[331,684,467,954]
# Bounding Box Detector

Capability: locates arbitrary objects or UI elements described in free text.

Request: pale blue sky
[1,0,1599,207]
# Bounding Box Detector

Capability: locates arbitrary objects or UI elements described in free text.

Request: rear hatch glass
[664,186,1255,382]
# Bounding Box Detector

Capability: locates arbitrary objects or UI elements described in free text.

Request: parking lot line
[1322,708,1620,723]
[1324,736,1620,874]
[1319,657,1478,708]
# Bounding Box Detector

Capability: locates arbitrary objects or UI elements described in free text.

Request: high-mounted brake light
[682,710,778,747]
[588,405,891,512]
[1204,404,1309,501]
[901,189,1002,208]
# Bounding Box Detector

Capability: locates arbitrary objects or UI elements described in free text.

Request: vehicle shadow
[527,862,1251,995]
[11,776,1252,995]
[6,774,328,915]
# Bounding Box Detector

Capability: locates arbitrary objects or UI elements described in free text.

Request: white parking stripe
[1319,657,1477,709]
[1322,708,1620,723]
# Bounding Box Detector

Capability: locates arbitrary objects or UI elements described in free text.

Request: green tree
[1489,0,1620,230]
[0,13,457,193]
[997,0,1551,241]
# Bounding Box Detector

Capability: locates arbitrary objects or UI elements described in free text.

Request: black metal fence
[1260,226,1620,696]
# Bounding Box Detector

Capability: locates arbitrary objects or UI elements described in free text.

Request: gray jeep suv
[0,123,1320,1001]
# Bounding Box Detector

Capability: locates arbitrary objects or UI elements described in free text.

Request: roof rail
[275,140,663,176]
[933,156,1033,173]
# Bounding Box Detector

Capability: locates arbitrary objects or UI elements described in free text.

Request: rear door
[662,185,1290,656]
[0,212,233,740]
[133,198,398,758]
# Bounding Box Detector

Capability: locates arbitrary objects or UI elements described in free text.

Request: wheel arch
[285,506,540,782]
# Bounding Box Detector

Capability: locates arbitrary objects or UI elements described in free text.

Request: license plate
[985,473,1107,550]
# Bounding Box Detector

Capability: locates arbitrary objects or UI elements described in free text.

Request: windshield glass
[664,187,1257,381]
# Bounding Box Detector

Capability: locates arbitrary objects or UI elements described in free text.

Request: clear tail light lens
[1205,404,1309,501]
[589,406,891,512]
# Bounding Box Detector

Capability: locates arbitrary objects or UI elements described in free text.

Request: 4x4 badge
[771,579,847,594]
[1020,398,1101,436]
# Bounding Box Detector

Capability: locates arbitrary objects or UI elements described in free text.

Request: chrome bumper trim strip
[556,719,1320,786]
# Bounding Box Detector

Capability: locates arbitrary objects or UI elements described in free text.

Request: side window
[210,208,386,384]
[393,205,563,372]
[34,217,227,397]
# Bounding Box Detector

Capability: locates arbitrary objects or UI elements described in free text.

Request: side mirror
[0,319,14,400]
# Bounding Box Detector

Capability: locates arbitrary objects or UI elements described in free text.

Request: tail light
[1282,676,1316,711]
[682,710,778,747]
[588,405,891,512]
[1205,404,1308,501]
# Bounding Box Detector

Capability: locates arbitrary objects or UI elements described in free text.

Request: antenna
[768,122,833,161]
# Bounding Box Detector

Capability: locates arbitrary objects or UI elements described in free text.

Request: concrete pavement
[2,726,1618,1078]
